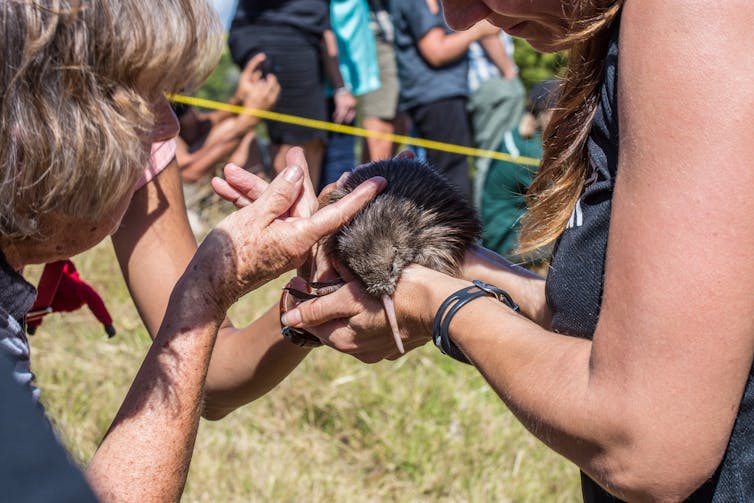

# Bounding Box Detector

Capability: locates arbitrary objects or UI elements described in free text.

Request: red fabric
[28,260,113,329]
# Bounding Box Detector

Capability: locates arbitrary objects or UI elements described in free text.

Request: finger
[317,173,348,207]
[308,319,357,352]
[310,245,341,284]
[211,177,252,208]
[223,163,270,200]
[243,52,266,76]
[281,281,365,328]
[332,256,358,282]
[265,74,281,96]
[254,164,305,225]
[306,176,384,236]
[312,322,401,363]
[344,108,356,125]
[286,147,317,218]
[336,171,350,188]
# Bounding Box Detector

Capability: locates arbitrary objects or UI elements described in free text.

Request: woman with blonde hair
[279,0,754,499]
[0,1,383,500]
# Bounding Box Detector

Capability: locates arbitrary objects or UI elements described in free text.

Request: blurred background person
[174,53,280,232]
[390,0,498,201]
[319,0,380,188]
[175,53,280,185]
[480,79,559,266]
[228,0,345,189]
[360,0,404,162]
[466,29,526,209]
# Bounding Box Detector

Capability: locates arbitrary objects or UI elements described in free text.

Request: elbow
[602,465,718,502]
[200,392,236,421]
[593,435,724,501]
[422,53,446,68]
[201,404,233,421]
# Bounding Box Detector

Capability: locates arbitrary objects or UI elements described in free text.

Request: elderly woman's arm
[92,164,384,502]
[112,153,319,420]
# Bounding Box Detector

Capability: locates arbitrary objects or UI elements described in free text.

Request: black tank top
[545,14,754,502]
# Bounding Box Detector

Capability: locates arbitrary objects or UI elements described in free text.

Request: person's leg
[360,38,401,163]
[320,98,356,189]
[409,97,473,201]
[271,141,325,190]
[362,116,395,162]
[229,131,272,182]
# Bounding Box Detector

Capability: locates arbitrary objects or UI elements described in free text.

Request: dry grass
[27,208,580,502]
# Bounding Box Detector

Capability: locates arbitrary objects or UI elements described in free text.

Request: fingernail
[370,176,388,190]
[284,165,303,182]
[281,308,302,327]
[336,172,350,188]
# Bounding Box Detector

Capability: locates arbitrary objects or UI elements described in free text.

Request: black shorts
[229,24,328,144]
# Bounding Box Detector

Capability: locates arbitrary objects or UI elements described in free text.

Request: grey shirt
[390,0,469,111]
[0,252,38,401]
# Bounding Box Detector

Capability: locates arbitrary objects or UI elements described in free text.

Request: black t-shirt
[545,13,754,502]
[232,0,331,36]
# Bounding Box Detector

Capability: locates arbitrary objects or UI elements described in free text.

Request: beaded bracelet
[432,280,519,365]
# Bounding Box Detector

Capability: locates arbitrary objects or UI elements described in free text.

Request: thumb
[304,176,386,241]
[255,165,305,225]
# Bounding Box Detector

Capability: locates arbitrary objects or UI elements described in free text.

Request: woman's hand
[281,264,451,363]
[191,156,385,317]
[332,88,357,125]
[212,147,337,281]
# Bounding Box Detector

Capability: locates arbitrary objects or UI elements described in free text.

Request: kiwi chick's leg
[381,294,405,353]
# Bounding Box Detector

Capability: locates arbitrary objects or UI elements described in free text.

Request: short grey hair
[0,0,223,239]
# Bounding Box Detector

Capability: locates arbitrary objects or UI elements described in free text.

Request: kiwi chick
[324,158,481,353]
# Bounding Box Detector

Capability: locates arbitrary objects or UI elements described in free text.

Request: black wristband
[432,280,519,365]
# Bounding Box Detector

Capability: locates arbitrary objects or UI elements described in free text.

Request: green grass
[27,220,580,502]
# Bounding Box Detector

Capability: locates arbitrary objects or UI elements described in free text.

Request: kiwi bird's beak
[381,294,405,354]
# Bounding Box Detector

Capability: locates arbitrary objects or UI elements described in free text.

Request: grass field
[27,203,581,502]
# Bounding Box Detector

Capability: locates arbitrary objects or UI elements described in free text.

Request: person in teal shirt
[320,0,381,188]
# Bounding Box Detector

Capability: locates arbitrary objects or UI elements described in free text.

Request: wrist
[229,94,243,107]
[181,235,241,318]
[396,266,466,341]
[333,84,352,96]
[433,280,519,365]
[165,273,227,331]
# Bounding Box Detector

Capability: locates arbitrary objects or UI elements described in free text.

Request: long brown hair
[519,0,624,254]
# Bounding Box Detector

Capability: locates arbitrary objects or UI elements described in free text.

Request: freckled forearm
[88,274,224,503]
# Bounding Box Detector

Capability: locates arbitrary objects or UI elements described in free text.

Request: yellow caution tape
[169,94,541,167]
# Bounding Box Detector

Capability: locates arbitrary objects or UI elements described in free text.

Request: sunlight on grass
[28,231,580,502]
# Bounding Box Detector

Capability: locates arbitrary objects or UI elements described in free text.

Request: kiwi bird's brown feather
[324,159,481,298]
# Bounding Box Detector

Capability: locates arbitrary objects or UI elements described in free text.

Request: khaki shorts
[360,39,399,121]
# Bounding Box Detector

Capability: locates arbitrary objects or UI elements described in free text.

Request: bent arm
[478,32,517,79]
[405,2,754,500]
[177,118,260,183]
[417,21,496,67]
[111,161,308,418]
[86,270,223,502]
